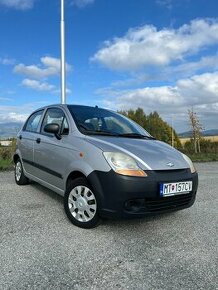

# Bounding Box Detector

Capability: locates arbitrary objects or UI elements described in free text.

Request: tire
[64,177,101,229]
[14,158,29,185]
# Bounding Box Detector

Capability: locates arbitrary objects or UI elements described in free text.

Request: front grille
[125,193,195,214]
[154,169,189,174]
[144,193,194,212]
[151,169,190,181]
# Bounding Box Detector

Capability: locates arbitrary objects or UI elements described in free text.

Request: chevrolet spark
[14,104,198,228]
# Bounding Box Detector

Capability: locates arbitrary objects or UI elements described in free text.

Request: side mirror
[44,123,61,140]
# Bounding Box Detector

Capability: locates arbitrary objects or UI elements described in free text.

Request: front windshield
[68,105,152,138]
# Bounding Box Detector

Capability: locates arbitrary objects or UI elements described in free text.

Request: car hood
[85,136,189,171]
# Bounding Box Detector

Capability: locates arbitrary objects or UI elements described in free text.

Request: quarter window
[24,110,43,132]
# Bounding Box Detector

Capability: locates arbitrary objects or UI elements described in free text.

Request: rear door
[33,107,70,190]
[18,110,44,175]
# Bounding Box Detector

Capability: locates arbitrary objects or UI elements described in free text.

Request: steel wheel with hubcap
[64,177,100,228]
[14,158,29,185]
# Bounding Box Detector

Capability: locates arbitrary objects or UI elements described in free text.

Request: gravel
[0,162,217,290]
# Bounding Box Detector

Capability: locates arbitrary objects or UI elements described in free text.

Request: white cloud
[0,0,34,10]
[165,54,218,78]
[176,72,218,106]
[91,19,218,71]
[41,57,60,69]
[108,54,218,89]
[0,97,12,101]
[156,0,173,9]
[0,57,15,65]
[97,72,218,131]
[21,78,72,95]
[103,72,218,108]
[14,56,72,79]
[72,0,95,8]
[5,112,28,122]
[51,87,72,96]
[22,79,56,92]
[100,86,182,110]
[14,64,55,79]
[0,102,48,123]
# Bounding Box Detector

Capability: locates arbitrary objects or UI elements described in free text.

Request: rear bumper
[87,169,198,219]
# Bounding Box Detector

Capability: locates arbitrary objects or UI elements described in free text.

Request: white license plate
[160,181,192,197]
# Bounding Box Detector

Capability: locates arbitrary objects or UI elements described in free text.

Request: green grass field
[0,158,14,171]
[187,153,218,162]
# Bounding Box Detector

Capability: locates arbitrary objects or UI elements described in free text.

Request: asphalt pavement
[0,162,217,290]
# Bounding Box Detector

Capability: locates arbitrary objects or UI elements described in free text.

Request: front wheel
[15,158,29,185]
[64,177,100,229]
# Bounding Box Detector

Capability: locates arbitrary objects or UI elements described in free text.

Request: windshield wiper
[118,133,155,139]
[87,131,119,136]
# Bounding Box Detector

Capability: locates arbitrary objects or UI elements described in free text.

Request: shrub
[0,148,12,160]
[183,139,218,154]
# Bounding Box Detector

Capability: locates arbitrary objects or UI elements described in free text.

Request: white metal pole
[171,115,174,147]
[60,0,66,104]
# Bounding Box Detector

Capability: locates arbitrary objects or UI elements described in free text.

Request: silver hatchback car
[14,104,198,228]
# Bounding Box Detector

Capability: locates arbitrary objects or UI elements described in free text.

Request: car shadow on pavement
[27,180,179,229]
[101,211,178,228]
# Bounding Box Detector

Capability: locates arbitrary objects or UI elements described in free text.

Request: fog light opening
[125,199,145,213]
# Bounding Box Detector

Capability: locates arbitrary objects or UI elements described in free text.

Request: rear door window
[24,110,44,133]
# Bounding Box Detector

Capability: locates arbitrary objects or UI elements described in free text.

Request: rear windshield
[68,105,152,138]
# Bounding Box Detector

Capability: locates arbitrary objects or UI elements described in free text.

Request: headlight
[103,152,147,177]
[182,154,196,173]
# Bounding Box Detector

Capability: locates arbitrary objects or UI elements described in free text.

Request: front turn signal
[115,169,147,177]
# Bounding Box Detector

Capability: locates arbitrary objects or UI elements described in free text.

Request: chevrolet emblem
[167,162,174,167]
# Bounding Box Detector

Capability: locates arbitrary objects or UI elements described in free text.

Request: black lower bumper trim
[124,192,195,214]
[87,169,198,219]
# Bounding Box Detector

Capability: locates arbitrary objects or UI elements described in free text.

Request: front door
[33,107,70,191]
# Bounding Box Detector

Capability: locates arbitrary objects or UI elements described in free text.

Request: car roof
[34,104,102,112]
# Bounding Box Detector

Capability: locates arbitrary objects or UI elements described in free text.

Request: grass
[0,158,14,171]
[0,141,16,171]
[187,153,218,162]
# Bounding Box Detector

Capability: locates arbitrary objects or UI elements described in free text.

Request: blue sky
[0,0,218,132]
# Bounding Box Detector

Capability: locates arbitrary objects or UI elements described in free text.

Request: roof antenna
[60,0,66,104]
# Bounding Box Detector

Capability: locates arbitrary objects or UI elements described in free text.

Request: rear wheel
[64,177,100,228]
[15,158,29,185]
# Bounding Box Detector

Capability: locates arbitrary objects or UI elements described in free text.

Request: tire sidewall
[15,158,28,185]
[64,177,100,229]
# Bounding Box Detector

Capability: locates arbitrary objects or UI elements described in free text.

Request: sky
[0,0,218,133]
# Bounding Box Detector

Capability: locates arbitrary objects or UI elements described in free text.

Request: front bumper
[87,168,198,219]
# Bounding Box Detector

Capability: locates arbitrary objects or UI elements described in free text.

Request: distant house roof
[0,140,12,146]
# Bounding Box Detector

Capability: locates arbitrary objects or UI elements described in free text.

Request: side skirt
[24,171,65,197]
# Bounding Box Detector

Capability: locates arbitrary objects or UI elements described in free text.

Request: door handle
[19,135,22,140]
[36,138,41,144]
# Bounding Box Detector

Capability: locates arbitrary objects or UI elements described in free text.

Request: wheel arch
[13,153,20,163]
[66,171,87,187]
[65,170,102,204]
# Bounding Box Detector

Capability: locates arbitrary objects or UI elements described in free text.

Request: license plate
[160,181,192,197]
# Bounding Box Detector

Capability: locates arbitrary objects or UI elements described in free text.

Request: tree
[119,108,182,148]
[120,108,147,128]
[188,108,203,153]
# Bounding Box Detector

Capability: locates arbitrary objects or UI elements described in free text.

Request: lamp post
[60,0,66,104]
[171,115,174,147]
